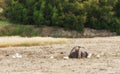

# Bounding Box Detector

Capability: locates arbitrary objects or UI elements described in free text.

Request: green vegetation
[5,0,86,32]
[0,21,41,36]
[2,0,120,35]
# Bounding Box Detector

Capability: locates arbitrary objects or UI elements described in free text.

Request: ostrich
[69,46,88,58]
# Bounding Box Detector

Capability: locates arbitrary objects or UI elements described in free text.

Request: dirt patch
[83,28,116,37]
[0,36,120,74]
[0,0,4,3]
[39,26,116,38]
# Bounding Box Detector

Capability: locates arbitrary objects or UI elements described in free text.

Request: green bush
[6,0,85,32]
[4,0,120,35]
[116,28,120,35]
[0,25,41,36]
[85,0,117,29]
[114,0,120,17]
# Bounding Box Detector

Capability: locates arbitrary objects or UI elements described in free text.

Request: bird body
[69,46,88,58]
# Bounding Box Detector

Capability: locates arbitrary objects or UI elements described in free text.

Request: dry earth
[0,36,120,74]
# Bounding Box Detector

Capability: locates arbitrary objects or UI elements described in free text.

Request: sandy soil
[0,36,120,74]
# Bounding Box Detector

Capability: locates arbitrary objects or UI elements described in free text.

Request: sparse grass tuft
[0,36,68,47]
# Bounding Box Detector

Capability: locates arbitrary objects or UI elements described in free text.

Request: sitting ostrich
[69,46,88,58]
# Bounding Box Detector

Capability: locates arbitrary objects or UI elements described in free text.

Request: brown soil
[40,26,116,38]
[0,36,120,74]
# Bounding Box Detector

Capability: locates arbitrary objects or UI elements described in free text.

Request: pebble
[50,56,54,59]
[12,53,22,59]
[63,56,69,60]
[87,53,92,58]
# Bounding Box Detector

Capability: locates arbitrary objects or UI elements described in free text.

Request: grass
[0,36,68,47]
[0,7,3,13]
[0,20,41,36]
[0,20,11,25]
[0,21,68,47]
[0,20,79,37]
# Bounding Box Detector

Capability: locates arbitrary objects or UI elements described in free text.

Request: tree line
[5,0,120,34]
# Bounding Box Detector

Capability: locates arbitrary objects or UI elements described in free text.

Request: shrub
[0,21,41,37]
[5,0,120,35]
[6,0,85,32]
[84,0,118,30]
[116,28,120,35]
[114,0,120,17]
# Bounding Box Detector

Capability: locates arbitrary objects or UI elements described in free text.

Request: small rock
[96,54,100,58]
[12,55,16,59]
[63,56,69,60]
[60,52,64,54]
[87,53,92,58]
[5,54,9,56]
[17,55,22,58]
[12,53,22,59]
[50,56,54,59]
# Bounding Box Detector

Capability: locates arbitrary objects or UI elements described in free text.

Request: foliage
[4,0,120,34]
[5,0,85,32]
[0,21,41,36]
[114,0,120,17]
[85,0,117,29]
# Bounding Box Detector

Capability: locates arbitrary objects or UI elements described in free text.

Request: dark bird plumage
[69,46,80,58]
[69,46,88,58]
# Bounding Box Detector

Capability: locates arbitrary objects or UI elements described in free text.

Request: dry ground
[0,36,120,74]
[0,36,67,47]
